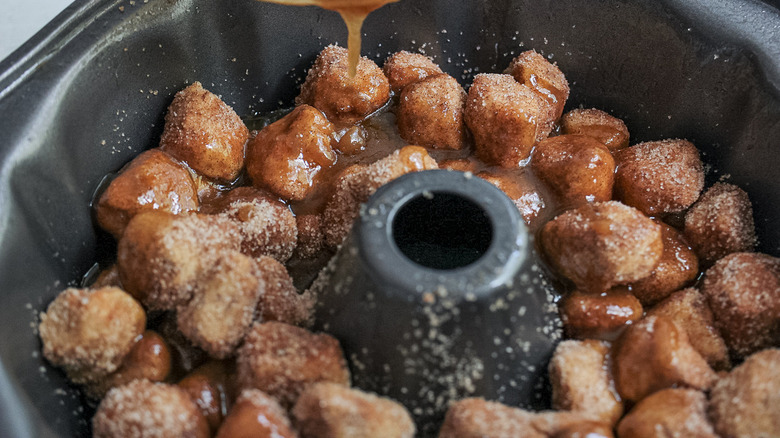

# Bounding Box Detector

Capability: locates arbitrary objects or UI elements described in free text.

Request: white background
[0,0,71,62]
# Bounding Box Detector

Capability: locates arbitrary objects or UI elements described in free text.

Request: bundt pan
[1,0,779,436]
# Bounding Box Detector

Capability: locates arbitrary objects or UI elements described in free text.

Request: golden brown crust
[700,252,780,358]
[293,383,415,438]
[560,108,629,151]
[396,74,467,150]
[246,105,337,201]
[613,139,704,215]
[93,380,209,438]
[540,201,663,292]
[684,183,757,265]
[505,50,570,123]
[613,315,716,402]
[237,322,350,408]
[617,388,717,438]
[383,50,443,93]
[216,389,297,438]
[709,349,780,438]
[160,82,249,182]
[95,148,199,238]
[465,73,552,167]
[531,134,615,208]
[560,288,642,339]
[39,287,146,385]
[297,45,391,125]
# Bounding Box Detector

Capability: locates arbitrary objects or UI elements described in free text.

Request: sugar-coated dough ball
[617,389,717,438]
[397,74,467,150]
[215,389,296,438]
[560,108,629,151]
[505,50,570,123]
[383,50,443,93]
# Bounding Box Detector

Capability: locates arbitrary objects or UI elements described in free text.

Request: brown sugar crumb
[293,382,415,438]
[709,349,780,438]
[255,255,314,327]
[614,139,704,215]
[629,221,699,306]
[237,321,350,408]
[297,45,391,125]
[203,186,298,263]
[613,315,716,402]
[684,182,757,265]
[648,288,731,371]
[700,252,780,358]
[540,201,663,292]
[397,73,467,150]
[246,104,337,201]
[505,50,570,124]
[322,145,438,248]
[39,287,145,385]
[383,50,443,93]
[465,73,553,167]
[560,108,629,151]
[176,251,262,358]
[216,389,296,438]
[160,82,249,182]
[95,148,199,238]
[93,380,209,438]
[617,388,717,438]
[549,340,623,425]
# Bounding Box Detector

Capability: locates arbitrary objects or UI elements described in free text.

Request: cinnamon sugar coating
[617,389,717,438]
[293,382,415,438]
[477,170,548,227]
[505,50,570,123]
[216,389,297,438]
[255,256,314,327]
[560,108,629,151]
[540,201,663,292]
[397,74,467,150]
[613,315,716,402]
[160,82,249,182]
[93,380,209,438]
[700,252,780,357]
[294,214,326,259]
[95,148,199,238]
[549,340,623,425]
[465,73,553,167]
[614,139,704,215]
[246,105,337,201]
[383,50,443,93]
[39,287,145,385]
[684,182,757,265]
[297,45,390,125]
[237,322,350,408]
[709,349,780,438]
[560,288,642,339]
[531,134,615,208]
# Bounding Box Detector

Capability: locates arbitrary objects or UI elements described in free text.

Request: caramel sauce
[257,0,399,75]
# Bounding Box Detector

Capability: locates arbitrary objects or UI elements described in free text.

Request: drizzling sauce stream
[257,0,399,76]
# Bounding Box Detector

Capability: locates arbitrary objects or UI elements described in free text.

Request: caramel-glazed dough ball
[531,134,615,208]
[560,288,642,339]
[297,45,391,125]
[648,288,731,371]
[439,398,613,438]
[160,82,249,182]
[465,73,554,167]
[684,182,757,265]
[709,349,780,438]
[293,383,415,438]
[560,108,629,151]
[700,252,780,357]
[549,340,623,425]
[383,50,443,93]
[540,201,663,292]
[613,315,716,402]
[95,148,199,238]
[505,50,570,123]
[177,251,262,358]
[117,211,241,310]
[246,104,337,201]
[216,389,297,438]
[39,287,145,385]
[477,170,548,228]
[617,389,717,438]
[203,186,298,263]
[397,74,467,150]
[237,321,350,408]
[178,361,230,434]
[628,221,699,306]
[93,380,209,438]
[613,139,704,215]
